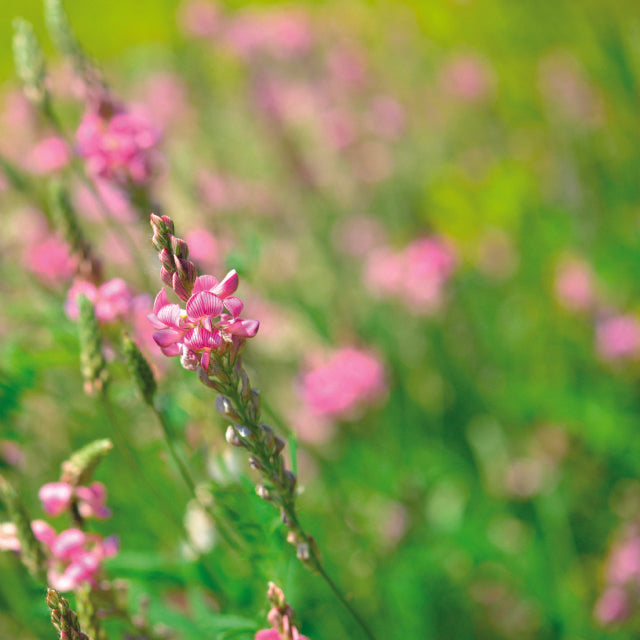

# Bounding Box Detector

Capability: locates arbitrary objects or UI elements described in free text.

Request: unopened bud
[60,439,113,486]
[180,348,199,372]
[250,388,261,417]
[261,424,275,450]
[296,541,310,561]
[284,470,297,493]
[249,456,265,471]
[215,395,241,422]
[274,437,286,456]
[170,236,189,259]
[256,484,271,501]
[13,18,48,106]
[225,425,242,447]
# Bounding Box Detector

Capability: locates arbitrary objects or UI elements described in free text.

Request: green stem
[151,405,249,554]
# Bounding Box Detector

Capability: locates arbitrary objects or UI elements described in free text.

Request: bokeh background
[3,1,640,639]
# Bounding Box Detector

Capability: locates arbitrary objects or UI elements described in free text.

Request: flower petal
[153,328,184,348]
[156,303,184,328]
[193,274,219,294]
[225,318,260,337]
[213,270,238,297]
[152,288,169,315]
[186,291,223,320]
[223,296,244,317]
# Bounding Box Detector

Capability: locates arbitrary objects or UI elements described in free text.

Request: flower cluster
[0,482,118,592]
[65,278,136,323]
[365,236,456,314]
[76,105,161,186]
[148,214,259,371]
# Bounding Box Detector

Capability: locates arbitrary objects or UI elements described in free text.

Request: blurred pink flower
[179,0,221,38]
[555,258,594,311]
[300,347,387,419]
[441,54,494,102]
[28,136,72,174]
[365,236,457,314]
[148,270,259,370]
[595,586,631,625]
[39,481,112,520]
[47,528,119,592]
[332,215,386,257]
[185,228,220,271]
[23,233,75,285]
[607,536,640,585]
[596,314,640,361]
[137,73,190,130]
[65,278,134,323]
[74,178,136,222]
[76,108,161,185]
[366,95,406,140]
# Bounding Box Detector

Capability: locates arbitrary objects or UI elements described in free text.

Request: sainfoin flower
[596,314,640,361]
[65,278,135,323]
[300,347,387,419]
[76,107,161,185]
[39,481,112,519]
[148,270,259,370]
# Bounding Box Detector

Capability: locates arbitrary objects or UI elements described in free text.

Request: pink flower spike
[39,482,73,516]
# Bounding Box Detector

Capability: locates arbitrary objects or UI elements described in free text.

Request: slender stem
[151,405,249,554]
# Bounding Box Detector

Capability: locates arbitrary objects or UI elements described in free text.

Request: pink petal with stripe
[193,274,219,294]
[225,318,260,337]
[186,291,223,320]
[213,270,238,297]
[223,296,244,317]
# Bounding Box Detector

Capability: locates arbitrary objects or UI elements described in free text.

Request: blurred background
[3,0,640,639]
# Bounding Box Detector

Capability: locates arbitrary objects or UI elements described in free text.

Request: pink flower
[148,270,259,370]
[607,536,640,585]
[47,529,119,592]
[440,54,494,102]
[28,136,72,174]
[595,586,631,625]
[74,179,136,222]
[76,108,161,185]
[39,481,112,520]
[39,482,74,516]
[23,233,75,285]
[65,278,134,323]
[365,236,456,314]
[185,228,220,270]
[555,258,595,311]
[300,348,387,420]
[596,314,640,361]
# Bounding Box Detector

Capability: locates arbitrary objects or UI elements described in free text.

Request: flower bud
[274,437,286,456]
[215,395,241,422]
[256,484,271,501]
[122,333,156,406]
[225,425,242,447]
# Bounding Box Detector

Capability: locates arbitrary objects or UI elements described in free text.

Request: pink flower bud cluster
[594,527,640,625]
[365,236,457,314]
[76,106,161,186]
[148,269,259,371]
[300,347,387,420]
[254,582,310,640]
[0,482,118,592]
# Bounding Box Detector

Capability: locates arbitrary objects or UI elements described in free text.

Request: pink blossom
[607,536,640,585]
[76,108,161,185]
[148,270,259,370]
[441,54,494,102]
[555,258,594,311]
[178,0,222,38]
[136,73,190,130]
[28,136,72,174]
[23,233,75,285]
[185,229,220,270]
[74,178,136,222]
[595,586,631,625]
[47,529,119,592]
[0,519,55,551]
[65,278,134,323]
[596,314,640,361]
[39,481,112,520]
[300,348,387,419]
[39,482,74,516]
[365,236,456,314]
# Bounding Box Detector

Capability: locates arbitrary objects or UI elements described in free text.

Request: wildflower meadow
[2,1,640,638]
